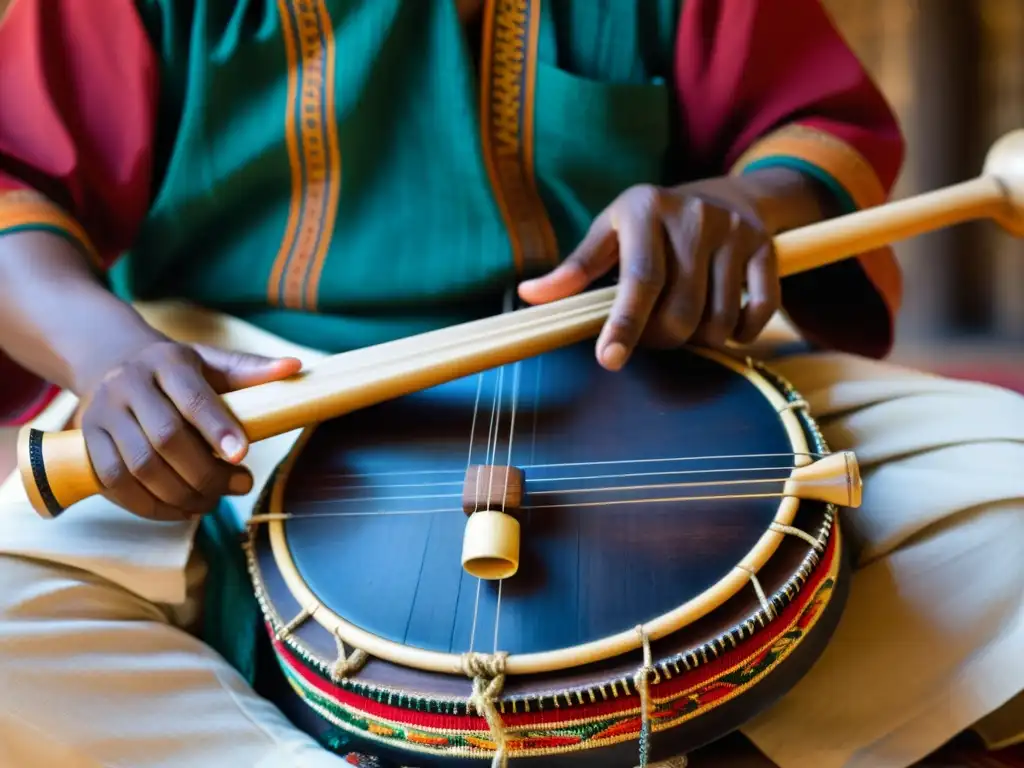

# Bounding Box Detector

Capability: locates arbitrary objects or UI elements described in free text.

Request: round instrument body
[247,343,849,767]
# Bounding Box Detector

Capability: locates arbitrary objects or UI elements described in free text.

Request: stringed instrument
[17,131,1024,768]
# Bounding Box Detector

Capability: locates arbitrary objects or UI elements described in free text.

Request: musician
[0,0,1021,766]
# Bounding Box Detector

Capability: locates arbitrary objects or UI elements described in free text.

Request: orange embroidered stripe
[267,0,302,306]
[731,123,887,210]
[480,0,559,277]
[267,0,341,310]
[302,0,341,309]
[731,124,903,315]
[0,191,102,268]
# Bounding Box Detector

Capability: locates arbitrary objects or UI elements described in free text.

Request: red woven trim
[271,527,839,734]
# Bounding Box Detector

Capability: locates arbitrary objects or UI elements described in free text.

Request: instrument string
[467,368,496,654]
[286,471,813,510]
[482,363,507,655]
[280,488,819,519]
[468,293,510,654]
[293,465,812,501]
[471,290,528,657]
[311,451,825,481]
[466,373,485,655]
[304,461,817,491]
[494,360,524,653]
[528,357,543,466]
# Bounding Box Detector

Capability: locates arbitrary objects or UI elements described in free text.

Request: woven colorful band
[729,122,903,317]
[730,123,887,211]
[265,522,840,762]
[0,190,102,268]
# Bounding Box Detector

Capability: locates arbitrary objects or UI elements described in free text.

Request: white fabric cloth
[0,302,1021,768]
[740,352,1024,767]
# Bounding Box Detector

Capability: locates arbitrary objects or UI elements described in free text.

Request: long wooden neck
[776,176,1006,275]
[17,174,1011,518]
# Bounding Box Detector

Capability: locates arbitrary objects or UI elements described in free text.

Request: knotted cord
[462,651,510,768]
[331,628,369,681]
[634,625,660,768]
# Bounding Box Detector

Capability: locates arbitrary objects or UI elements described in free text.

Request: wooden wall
[823,0,1024,347]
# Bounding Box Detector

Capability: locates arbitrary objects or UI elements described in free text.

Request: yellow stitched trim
[731,123,887,210]
[648,524,841,738]
[267,0,341,310]
[479,0,559,276]
[279,537,840,758]
[285,567,838,762]
[0,190,102,268]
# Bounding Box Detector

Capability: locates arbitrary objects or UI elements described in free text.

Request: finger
[85,427,196,522]
[646,198,713,347]
[733,243,780,344]
[156,351,250,464]
[102,409,204,511]
[696,236,749,349]
[194,346,303,392]
[517,214,617,304]
[596,200,666,370]
[127,379,253,498]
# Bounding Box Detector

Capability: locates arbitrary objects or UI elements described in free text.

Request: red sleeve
[0,0,159,425]
[672,0,906,359]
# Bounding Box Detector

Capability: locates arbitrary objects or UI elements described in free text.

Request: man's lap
[0,304,1022,767]
[741,351,1024,765]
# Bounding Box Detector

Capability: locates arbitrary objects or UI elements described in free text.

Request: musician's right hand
[75,337,302,522]
[0,231,302,522]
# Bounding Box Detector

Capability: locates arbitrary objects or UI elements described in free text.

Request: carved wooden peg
[783,450,862,508]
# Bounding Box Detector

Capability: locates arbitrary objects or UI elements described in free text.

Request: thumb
[518,219,617,305]
[192,345,303,393]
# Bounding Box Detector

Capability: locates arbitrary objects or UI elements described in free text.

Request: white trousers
[0,302,1021,768]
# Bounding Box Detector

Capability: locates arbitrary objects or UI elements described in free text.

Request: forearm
[0,232,164,397]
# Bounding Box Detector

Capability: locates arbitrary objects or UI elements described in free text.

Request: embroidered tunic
[0,0,903,421]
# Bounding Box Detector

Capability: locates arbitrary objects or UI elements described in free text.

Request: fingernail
[228,473,253,495]
[221,434,244,461]
[601,342,629,371]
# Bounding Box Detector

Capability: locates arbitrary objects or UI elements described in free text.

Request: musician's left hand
[518,170,823,371]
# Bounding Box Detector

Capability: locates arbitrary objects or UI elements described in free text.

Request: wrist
[734,166,839,234]
[65,309,168,398]
[0,230,170,398]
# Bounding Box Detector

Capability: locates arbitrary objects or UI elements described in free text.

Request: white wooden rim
[266,347,812,676]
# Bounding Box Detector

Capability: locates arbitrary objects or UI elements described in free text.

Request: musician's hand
[77,335,302,522]
[518,175,785,371]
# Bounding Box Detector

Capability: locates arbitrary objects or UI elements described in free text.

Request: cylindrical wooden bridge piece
[461,465,526,580]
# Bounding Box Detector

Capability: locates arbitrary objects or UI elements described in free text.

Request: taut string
[263,469,835,522]
[291,469,814,504]
[315,451,824,481]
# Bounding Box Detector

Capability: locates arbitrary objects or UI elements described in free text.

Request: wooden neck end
[16,427,100,519]
[983,130,1024,237]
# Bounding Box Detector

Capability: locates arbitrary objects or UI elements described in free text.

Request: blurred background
[823,0,1024,388]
